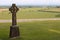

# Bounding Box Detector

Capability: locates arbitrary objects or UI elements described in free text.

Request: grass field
[0,8,60,19]
[0,20,60,40]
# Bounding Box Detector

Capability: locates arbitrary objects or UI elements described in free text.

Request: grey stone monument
[9,4,20,38]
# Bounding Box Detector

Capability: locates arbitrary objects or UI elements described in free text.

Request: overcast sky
[0,0,60,6]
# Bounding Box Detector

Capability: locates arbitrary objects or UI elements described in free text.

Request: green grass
[0,8,60,19]
[0,20,60,40]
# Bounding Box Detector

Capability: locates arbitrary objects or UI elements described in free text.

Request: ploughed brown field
[0,8,8,12]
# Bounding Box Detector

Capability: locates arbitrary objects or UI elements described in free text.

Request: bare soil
[0,18,60,23]
[0,9,8,12]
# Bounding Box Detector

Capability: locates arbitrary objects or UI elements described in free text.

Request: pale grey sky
[0,0,60,6]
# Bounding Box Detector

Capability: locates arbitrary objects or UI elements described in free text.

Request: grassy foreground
[0,20,60,40]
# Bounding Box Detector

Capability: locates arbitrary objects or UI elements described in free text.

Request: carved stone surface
[9,4,19,13]
[9,4,20,38]
[9,26,20,38]
[9,4,19,26]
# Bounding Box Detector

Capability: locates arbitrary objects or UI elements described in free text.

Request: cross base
[9,25,20,38]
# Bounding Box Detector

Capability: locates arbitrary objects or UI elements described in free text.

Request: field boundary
[0,18,60,23]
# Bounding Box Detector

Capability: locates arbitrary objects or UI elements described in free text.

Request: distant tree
[56,6,60,8]
[28,6,32,8]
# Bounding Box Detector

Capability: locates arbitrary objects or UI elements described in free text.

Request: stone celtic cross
[9,4,19,25]
[9,4,20,38]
